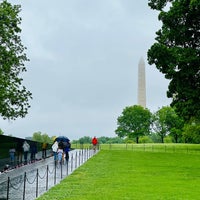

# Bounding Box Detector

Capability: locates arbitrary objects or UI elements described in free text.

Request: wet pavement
[0,149,97,200]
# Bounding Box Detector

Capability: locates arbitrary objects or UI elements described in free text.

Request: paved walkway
[0,149,98,200]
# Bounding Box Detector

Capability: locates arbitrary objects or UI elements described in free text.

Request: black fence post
[36,169,39,198]
[6,177,10,200]
[66,161,69,176]
[54,162,56,185]
[46,165,49,191]
[23,172,26,200]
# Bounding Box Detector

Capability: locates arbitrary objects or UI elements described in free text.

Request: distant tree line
[71,136,124,145]
[1,105,200,144]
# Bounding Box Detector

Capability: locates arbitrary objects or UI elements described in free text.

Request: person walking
[64,140,71,163]
[9,147,16,165]
[30,141,37,162]
[16,139,23,165]
[22,140,30,164]
[42,142,48,159]
[52,141,58,162]
[92,136,98,152]
[57,147,63,164]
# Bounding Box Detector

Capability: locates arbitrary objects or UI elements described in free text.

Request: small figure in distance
[64,140,71,164]
[57,146,63,165]
[16,139,23,165]
[30,141,37,162]
[22,140,30,164]
[92,136,98,152]
[42,142,48,159]
[9,146,16,165]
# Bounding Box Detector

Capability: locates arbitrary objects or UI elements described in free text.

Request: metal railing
[0,149,97,200]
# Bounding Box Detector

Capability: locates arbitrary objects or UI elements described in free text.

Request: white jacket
[23,141,30,152]
[52,141,58,152]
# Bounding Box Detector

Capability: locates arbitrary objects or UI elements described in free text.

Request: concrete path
[0,149,98,200]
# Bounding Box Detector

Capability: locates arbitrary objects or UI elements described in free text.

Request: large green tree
[152,106,184,143]
[32,131,52,143]
[115,105,152,143]
[0,1,32,120]
[147,0,200,121]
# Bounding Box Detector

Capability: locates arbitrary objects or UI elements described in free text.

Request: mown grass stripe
[37,150,200,200]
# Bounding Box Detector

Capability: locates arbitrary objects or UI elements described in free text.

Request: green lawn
[37,150,200,200]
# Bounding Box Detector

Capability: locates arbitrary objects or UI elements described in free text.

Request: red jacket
[92,137,98,145]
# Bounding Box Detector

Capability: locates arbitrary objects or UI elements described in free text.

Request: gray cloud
[1,0,171,140]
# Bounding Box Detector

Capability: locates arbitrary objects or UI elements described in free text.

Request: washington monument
[137,57,146,108]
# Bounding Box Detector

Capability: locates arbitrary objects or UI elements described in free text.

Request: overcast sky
[1,0,171,140]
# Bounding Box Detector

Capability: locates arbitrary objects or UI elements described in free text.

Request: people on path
[30,141,37,162]
[52,141,58,162]
[22,141,30,164]
[92,136,98,152]
[57,147,63,164]
[42,142,48,159]
[16,139,23,165]
[58,140,64,163]
[64,140,71,163]
[9,147,16,164]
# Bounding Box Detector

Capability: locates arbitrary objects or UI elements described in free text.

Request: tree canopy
[182,119,200,143]
[0,1,32,120]
[32,131,53,143]
[152,106,184,143]
[147,0,200,121]
[115,105,152,143]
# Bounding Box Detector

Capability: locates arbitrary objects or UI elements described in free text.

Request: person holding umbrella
[55,136,71,163]
[64,140,71,163]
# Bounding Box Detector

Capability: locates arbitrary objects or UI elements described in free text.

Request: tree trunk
[175,134,178,143]
[161,136,164,143]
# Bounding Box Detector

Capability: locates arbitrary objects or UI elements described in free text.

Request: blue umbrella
[55,136,70,142]
[55,136,71,149]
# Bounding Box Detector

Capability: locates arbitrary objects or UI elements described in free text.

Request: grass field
[37,146,200,200]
